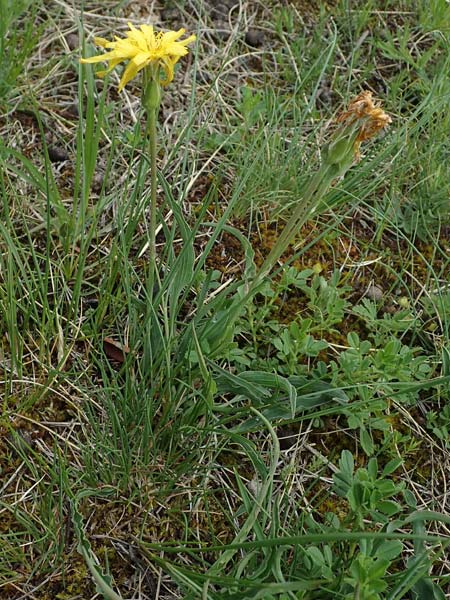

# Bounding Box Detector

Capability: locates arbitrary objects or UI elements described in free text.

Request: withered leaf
[103,337,130,364]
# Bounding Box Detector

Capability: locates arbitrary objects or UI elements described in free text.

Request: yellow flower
[80,23,196,91]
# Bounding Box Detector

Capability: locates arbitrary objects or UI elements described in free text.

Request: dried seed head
[336,91,392,158]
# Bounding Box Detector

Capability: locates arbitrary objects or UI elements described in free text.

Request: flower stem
[247,162,334,296]
[203,162,336,356]
[147,106,158,290]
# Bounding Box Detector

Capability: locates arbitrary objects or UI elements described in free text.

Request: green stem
[148,106,158,290]
[205,407,280,576]
[204,162,336,355]
[244,162,334,302]
[142,64,161,294]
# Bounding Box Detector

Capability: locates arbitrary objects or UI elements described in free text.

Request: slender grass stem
[202,162,341,356]
[205,163,336,354]
[251,164,333,290]
[147,106,158,290]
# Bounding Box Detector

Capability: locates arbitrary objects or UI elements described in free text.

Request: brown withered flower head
[337,90,392,158]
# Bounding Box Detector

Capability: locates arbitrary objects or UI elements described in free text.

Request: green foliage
[143,451,448,599]
[1,1,450,598]
[419,0,450,32]
[333,451,408,527]
[294,269,351,332]
[352,299,419,345]
[329,331,433,455]
[426,403,450,445]
[231,268,351,374]
[329,451,444,599]
[0,0,41,103]
[376,24,450,240]
[271,319,328,366]
[332,332,432,403]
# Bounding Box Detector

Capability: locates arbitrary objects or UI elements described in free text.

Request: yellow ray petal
[118,53,149,91]
[161,29,186,43]
[97,57,123,77]
[139,24,155,42]
[125,29,148,51]
[93,37,110,47]
[159,55,176,86]
[80,50,121,64]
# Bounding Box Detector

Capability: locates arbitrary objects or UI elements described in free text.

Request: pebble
[66,32,79,51]
[365,283,384,302]
[48,145,69,162]
[245,29,265,47]
[92,171,105,193]
[65,102,79,118]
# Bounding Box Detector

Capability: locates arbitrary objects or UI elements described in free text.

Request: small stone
[365,283,384,302]
[211,0,234,19]
[48,145,69,162]
[245,29,265,47]
[160,8,179,22]
[198,71,212,84]
[66,102,79,118]
[92,171,105,193]
[66,32,79,51]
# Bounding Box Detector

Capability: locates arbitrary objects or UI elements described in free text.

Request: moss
[316,494,349,522]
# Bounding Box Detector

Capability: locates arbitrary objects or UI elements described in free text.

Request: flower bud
[323,128,358,168]
[143,77,161,112]
[322,91,391,175]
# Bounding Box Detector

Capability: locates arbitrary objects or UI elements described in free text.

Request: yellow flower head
[80,23,196,91]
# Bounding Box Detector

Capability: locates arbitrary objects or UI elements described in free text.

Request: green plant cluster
[1,0,450,599]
